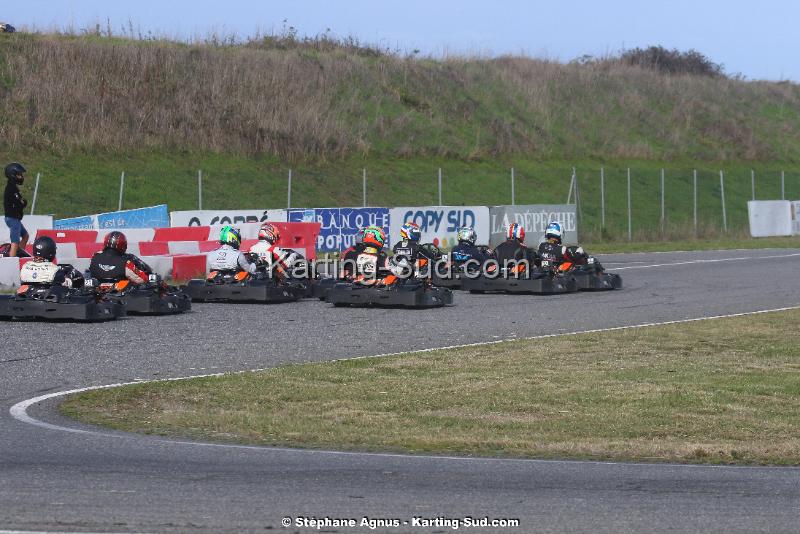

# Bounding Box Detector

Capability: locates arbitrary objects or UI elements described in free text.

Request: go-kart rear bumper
[460,274,577,294]
[184,279,303,303]
[0,294,125,321]
[326,282,453,308]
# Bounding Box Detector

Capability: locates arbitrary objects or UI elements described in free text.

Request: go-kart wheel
[469,289,485,294]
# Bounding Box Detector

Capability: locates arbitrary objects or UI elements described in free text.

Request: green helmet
[219,226,242,249]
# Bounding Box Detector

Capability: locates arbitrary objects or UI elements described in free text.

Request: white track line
[608,252,800,270]
[10,305,800,469]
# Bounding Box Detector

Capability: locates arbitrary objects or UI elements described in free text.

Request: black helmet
[5,162,25,184]
[32,236,56,261]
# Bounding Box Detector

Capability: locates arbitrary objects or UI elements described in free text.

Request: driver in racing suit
[491,223,535,275]
[537,221,601,273]
[207,226,257,276]
[249,223,298,279]
[391,221,435,278]
[89,231,152,284]
[353,225,390,284]
[20,236,84,288]
[449,226,487,272]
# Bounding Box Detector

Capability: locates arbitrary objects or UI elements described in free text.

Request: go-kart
[559,256,622,291]
[184,269,304,303]
[0,281,125,321]
[95,275,191,314]
[326,275,454,308]
[460,265,578,295]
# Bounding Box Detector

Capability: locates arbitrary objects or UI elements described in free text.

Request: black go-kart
[560,256,622,291]
[0,282,125,322]
[184,269,304,303]
[461,266,578,295]
[95,275,191,315]
[326,277,454,308]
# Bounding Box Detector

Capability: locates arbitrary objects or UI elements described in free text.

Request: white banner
[0,215,53,243]
[170,209,287,227]
[389,206,490,248]
[748,200,792,237]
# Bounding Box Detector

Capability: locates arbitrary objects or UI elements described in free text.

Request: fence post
[600,166,605,230]
[660,168,665,235]
[751,169,755,201]
[362,168,367,207]
[198,170,203,210]
[287,169,292,209]
[438,168,442,205]
[30,173,40,215]
[720,170,727,233]
[566,172,574,204]
[693,169,698,237]
[627,167,632,241]
[118,172,125,211]
[511,167,515,205]
[781,170,785,200]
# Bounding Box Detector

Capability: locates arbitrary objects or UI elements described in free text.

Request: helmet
[507,223,525,242]
[219,226,242,249]
[258,223,280,244]
[545,221,563,243]
[362,225,386,248]
[399,221,421,242]
[5,162,25,184]
[456,226,477,245]
[103,231,128,253]
[32,236,56,261]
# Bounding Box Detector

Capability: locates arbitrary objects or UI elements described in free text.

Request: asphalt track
[3,248,800,533]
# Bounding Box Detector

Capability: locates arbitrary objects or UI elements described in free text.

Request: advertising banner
[169,209,287,227]
[389,206,490,248]
[96,205,169,229]
[288,207,390,252]
[55,206,169,230]
[489,204,578,246]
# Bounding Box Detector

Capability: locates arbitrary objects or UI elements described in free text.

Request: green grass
[15,148,800,243]
[62,309,800,465]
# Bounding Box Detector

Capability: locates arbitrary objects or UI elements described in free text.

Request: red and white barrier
[0,254,206,286]
[34,222,321,260]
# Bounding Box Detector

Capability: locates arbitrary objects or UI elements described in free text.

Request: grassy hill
[2,32,800,240]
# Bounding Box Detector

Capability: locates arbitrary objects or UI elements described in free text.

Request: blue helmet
[545,222,563,243]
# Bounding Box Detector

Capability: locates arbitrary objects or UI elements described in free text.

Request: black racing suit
[492,239,535,275]
[449,241,487,273]
[392,240,436,278]
[339,243,365,279]
[89,248,153,284]
[537,241,566,273]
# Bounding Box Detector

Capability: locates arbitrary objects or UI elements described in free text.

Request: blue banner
[54,215,96,230]
[96,205,169,229]
[288,208,390,252]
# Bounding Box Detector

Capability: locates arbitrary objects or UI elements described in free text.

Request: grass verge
[61,309,800,465]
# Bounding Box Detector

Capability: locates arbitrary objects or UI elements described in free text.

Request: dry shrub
[1,32,799,162]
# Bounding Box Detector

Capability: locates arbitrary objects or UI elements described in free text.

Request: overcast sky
[7,0,799,81]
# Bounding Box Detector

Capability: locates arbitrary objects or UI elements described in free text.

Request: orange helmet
[258,223,280,244]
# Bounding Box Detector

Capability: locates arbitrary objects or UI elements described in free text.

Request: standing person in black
[4,163,28,258]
